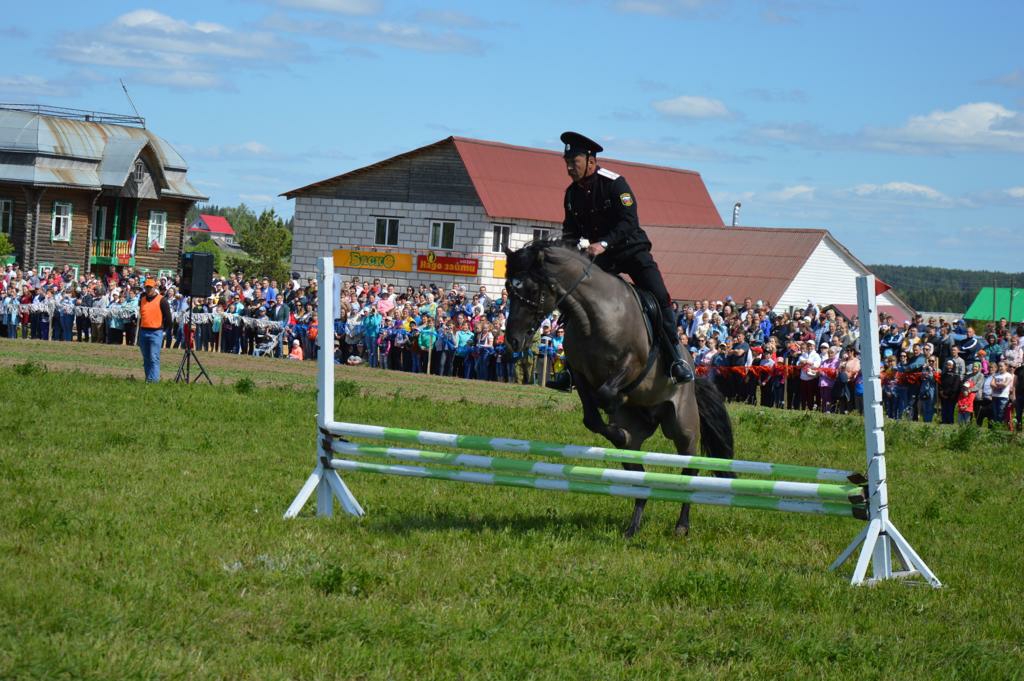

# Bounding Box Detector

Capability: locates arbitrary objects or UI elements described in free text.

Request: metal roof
[193,214,235,235]
[963,287,1024,323]
[648,224,825,304]
[283,136,724,227]
[0,108,205,199]
[451,137,723,226]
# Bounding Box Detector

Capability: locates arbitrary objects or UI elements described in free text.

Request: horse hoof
[623,524,639,539]
[674,525,689,538]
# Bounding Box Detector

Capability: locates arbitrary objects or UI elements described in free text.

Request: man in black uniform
[559,131,694,383]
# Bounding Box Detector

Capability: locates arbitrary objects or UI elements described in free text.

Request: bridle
[506,254,595,319]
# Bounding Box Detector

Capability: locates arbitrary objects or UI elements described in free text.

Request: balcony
[90,239,135,266]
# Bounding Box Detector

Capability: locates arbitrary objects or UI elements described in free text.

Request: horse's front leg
[575,374,628,445]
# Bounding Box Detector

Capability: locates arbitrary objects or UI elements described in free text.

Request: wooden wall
[304,141,482,206]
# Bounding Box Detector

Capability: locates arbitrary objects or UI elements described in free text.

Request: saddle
[615,284,662,395]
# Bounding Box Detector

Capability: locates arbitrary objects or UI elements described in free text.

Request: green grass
[0,357,1022,680]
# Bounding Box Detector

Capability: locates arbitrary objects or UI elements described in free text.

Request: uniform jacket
[561,167,651,257]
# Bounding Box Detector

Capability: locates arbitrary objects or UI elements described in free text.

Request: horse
[503,240,735,538]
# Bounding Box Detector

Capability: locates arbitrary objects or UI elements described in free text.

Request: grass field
[1,340,1022,680]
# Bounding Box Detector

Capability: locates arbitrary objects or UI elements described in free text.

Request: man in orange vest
[139,278,172,382]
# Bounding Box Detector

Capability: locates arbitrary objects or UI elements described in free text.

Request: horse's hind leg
[610,407,658,538]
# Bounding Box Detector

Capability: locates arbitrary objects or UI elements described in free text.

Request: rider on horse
[559,131,695,384]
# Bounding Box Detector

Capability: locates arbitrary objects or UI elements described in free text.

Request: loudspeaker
[180,251,214,297]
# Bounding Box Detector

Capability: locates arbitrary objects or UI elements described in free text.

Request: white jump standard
[286,257,940,587]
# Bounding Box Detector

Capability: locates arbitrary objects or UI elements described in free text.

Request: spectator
[818,344,839,413]
[938,360,962,425]
[991,360,1013,427]
[288,339,304,360]
[798,340,821,411]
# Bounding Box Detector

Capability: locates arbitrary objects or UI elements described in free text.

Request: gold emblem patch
[620,193,633,207]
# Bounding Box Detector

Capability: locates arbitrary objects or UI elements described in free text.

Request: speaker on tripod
[180,251,214,297]
[175,251,213,384]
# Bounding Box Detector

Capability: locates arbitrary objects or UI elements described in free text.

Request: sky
[2,0,1023,270]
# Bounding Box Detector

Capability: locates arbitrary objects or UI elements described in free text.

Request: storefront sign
[333,249,413,272]
[416,252,479,276]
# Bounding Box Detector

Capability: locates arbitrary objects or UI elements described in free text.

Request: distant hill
[868,264,1024,313]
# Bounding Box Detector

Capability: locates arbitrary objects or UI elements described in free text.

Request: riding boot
[660,317,694,383]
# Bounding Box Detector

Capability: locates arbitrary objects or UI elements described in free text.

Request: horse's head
[503,240,579,353]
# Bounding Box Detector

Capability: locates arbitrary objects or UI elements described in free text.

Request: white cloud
[275,0,380,14]
[239,193,277,204]
[771,185,815,201]
[613,0,720,15]
[1006,186,1024,199]
[652,95,731,119]
[178,141,278,161]
[265,13,484,54]
[851,181,951,203]
[867,102,1024,153]
[53,10,303,91]
[0,75,72,97]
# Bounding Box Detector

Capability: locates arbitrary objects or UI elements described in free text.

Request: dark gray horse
[504,241,735,537]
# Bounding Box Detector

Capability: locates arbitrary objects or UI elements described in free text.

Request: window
[93,205,108,241]
[148,211,168,250]
[532,227,551,242]
[68,264,80,280]
[134,159,146,184]
[374,217,399,246]
[37,262,54,275]
[51,201,72,241]
[0,199,12,235]
[430,220,456,250]
[158,269,175,280]
[492,224,511,253]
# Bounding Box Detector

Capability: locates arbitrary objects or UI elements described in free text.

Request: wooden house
[0,104,207,278]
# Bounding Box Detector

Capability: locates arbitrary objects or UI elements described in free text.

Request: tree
[0,232,14,257]
[186,240,225,276]
[236,208,292,283]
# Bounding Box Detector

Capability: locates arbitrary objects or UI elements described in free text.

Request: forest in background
[868,264,1024,313]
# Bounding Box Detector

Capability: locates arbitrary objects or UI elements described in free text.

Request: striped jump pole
[285,259,940,587]
[327,458,864,519]
[330,440,867,506]
[324,422,865,484]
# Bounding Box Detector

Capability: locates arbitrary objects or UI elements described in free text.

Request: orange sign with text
[333,249,413,272]
[416,252,479,276]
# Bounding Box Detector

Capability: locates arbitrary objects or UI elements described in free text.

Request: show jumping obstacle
[286,257,941,588]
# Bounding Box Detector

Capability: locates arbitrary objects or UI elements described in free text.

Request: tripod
[175,301,212,384]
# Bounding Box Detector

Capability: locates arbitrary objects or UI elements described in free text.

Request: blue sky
[3,0,1023,270]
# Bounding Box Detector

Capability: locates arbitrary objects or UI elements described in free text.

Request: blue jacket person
[559,131,694,383]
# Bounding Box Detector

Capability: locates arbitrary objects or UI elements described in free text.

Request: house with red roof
[282,135,913,320]
[188,214,237,246]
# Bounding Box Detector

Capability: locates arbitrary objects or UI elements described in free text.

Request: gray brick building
[282,136,722,292]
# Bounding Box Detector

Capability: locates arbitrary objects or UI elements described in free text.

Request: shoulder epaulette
[597,167,620,180]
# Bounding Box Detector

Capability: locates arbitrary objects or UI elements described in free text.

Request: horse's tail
[695,376,735,462]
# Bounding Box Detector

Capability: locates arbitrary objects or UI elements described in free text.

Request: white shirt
[799,351,821,381]
[991,371,1012,399]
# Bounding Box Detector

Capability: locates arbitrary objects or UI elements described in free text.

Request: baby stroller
[253,325,284,358]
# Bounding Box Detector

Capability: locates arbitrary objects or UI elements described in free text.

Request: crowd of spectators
[0,262,319,359]
[3,260,1022,430]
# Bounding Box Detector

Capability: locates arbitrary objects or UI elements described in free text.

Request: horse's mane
[505,239,592,278]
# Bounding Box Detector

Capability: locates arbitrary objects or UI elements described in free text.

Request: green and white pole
[324,422,865,484]
[331,441,866,505]
[328,458,865,519]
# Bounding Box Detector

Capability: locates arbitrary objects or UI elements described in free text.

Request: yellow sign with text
[493,259,506,278]
[333,249,413,272]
